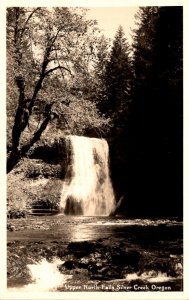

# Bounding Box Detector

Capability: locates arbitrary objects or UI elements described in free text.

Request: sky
[86,7,139,44]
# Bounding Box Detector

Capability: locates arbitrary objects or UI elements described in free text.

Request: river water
[7,214,182,243]
[7,215,183,292]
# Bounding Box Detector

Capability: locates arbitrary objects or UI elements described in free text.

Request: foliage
[126,6,183,216]
[101,26,133,124]
[25,160,62,179]
[7,157,63,212]
[7,7,111,172]
[7,7,99,100]
[129,6,159,157]
[7,209,27,219]
[132,7,159,85]
[131,6,183,159]
[92,35,111,105]
[54,95,111,136]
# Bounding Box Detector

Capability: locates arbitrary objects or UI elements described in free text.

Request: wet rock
[79,257,90,264]
[76,257,96,272]
[44,248,54,259]
[174,262,183,276]
[68,241,95,258]
[73,268,89,279]
[88,251,104,262]
[7,209,27,219]
[111,249,141,266]
[97,266,109,275]
[88,263,98,274]
[64,260,77,270]
[7,223,15,231]
[104,267,123,279]
[57,263,65,273]
[96,262,104,268]
[77,255,106,274]
[97,238,103,243]
[78,262,90,269]
[90,265,122,281]
[56,247,67,258]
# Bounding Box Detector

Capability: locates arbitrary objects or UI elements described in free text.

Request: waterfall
[60,136,115,216]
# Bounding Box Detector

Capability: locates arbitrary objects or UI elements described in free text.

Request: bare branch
[45,65,72,76]
[51,48,61,52]
[51,28,61,44]
[46,28,61,51]
[20,8,40,41]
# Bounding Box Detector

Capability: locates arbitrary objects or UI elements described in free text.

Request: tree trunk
[7,113,55,173]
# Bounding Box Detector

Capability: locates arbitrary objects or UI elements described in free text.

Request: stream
[7,215,183,292]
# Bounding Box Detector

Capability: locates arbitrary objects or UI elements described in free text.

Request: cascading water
[60,136,115,216]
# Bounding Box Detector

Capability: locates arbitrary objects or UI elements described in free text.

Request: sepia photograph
[1,1,188,299]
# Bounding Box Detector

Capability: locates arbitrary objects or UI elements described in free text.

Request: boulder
[64,260,77,270]
[90,266,122,281]
[111,249,141,266]
[68,241,95,258]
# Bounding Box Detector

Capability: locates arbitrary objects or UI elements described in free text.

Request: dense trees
[99,27,133,200]
[125,6,183,217]
[100,6,183,218]
[99,26,132,122]
[92,35,110,109]
[7,6,183,217]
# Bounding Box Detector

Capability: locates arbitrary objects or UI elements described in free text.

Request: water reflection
[8,215,182,244]
[57,216,182,243]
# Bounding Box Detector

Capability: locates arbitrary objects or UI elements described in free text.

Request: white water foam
[88,219,182,226]
[125,270,179,283]
[8,258,72,292]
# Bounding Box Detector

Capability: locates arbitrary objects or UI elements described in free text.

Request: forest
[6,6,183,218]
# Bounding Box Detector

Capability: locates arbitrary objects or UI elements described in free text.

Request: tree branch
[31,31,62,100]
[7,107,57,173]
[45,65,72,76]
[19,8,40,41]
[21,115,52,155]
[50,28,61,45]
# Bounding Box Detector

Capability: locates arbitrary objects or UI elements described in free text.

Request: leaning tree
[7,7,110,173]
